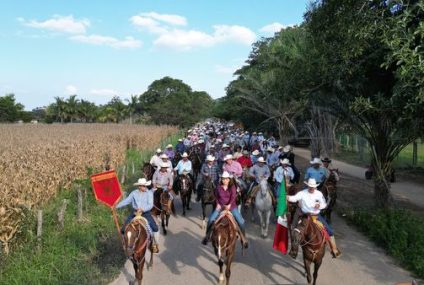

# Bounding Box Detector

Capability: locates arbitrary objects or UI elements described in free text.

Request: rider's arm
[287,191,303,203]
[318,192,327,209]
[116,191,134,209]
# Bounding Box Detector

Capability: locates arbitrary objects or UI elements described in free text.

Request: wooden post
[120,165,126,185]
[57,199,69,230]
[77,187,83,221]
[111,208,125,251]
[412,141,418,167]
[37,210,43,251]
[132,162,135,175]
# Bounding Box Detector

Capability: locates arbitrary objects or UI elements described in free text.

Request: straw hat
[252,150,260,156]
[310,157,322,165]
[182,152,189,158]
[198,139,204,144]
[222,143,229,148]
[178,138,183,142]
[305,178,319,188]
[206,155,215,162]
[257,157,266,163]
[134,178,151,186]
[242,150,249,155]
[160,162,169,168]
[160,153,169,159]
[280,158,291,165]
[221,171,233,179]
[156,148,162,153]
[266,146,274,153]
[166,144,173,149]
[224,154,233,161]
[283,145,290,153]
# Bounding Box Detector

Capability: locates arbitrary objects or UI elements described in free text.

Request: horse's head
[290,215,311,256]
[124,221,143,257]
[259,179,269,196]
[178,175,191,193]
[160,191,172,215]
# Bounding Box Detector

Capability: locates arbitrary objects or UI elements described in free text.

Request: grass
[0,130,184,285]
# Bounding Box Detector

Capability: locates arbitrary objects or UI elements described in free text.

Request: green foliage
[347,208,424,278]
[0,94,25,122]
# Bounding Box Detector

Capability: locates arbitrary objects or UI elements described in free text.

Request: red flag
[91,170,122,208]
[273,215,289,254]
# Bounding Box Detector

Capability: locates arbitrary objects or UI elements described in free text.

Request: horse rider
[217,143,231,170]
[158,153,173,173]
[176,138,185,154]
[237,150,253,169]
[196,155,219,202]
[116,178,160,253]
[153,163,175,198]
[279,145,300,183]
[245,156,271,205]
[233,145,243,160]
[304,157,327,190]
[173,152,194,193]
[321,157,340,182]
[150,148,163,169]
[222,154,243,179]
[242,131,250,149]
[249,132,258,148]
[164,144,175,161]
[251,149,261,165]
[183,136,192,150]
[201,171,248,248]
[286,178,342,258]
[265,147,279,170]
[273,158,295,198]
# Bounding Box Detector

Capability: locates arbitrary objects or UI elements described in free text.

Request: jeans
[207,208,245,231]
[318,214,333,236]
[121,211,158,234]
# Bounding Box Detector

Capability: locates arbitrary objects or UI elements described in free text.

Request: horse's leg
[161,212,167,235]
[187,190,192,210]
[225,249,235,285]
[264,210,271,238]
[202,203,206,229]
[149,247,154,268]
[304,256,312,284]
[137,261,145,285]
[250,203,255,222]
[218,257,225,284]
[166,213,170,227]
[312,259,322,285]
[257,209,264,237]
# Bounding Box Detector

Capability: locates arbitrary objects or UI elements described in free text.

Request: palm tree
[54,97,67,123]
[125,95,139,124]
[66,95,79,123]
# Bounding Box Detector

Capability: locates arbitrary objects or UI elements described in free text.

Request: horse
[123,215,153,285]
[290,215,326,285]
[189,149,202,182]
[233,176,248,215]
[201,176,216,229]
[173,152,182,168]
[211,211,239,285]
[142,162,155,181]
[177,173,193,216]
[253,179,273,238]
[320,169,339,224]
[152,188,173,235]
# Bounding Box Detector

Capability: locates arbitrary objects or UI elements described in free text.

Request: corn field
[0,124,177,254]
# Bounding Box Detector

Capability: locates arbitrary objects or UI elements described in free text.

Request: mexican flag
[273,176,289,254]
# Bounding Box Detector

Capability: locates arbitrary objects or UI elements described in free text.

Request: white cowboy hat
[156,148,162,153]
[221,171,233,179]
[209,145,215,148]
[188,129,192,132]
[266,146,274,152]
[278,146,283,150]
[160,162,169,168]
[224,154,233,161]
[166,144,173,148]
[160,153,169,159]
[280,158,291,165]
[257,157,266,163]
[283,146,290,152]
[310,157,322,165]
[206,155,215,161]
[242,150,249,155]
[182,152,189,158]
[305,178,319,188]
[178,138,183,142]
[198,139,204,144]
[134,178,151,186]
[216,138,222,143]
[182,169,190,174]
[252,150,260,156]
[222,143,229,148]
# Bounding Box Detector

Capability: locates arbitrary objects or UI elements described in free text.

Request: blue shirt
[304,167,326,183]
[174,159,192,175]
[116,189,154,211]
[176,142,185,153]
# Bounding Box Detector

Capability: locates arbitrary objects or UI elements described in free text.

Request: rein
[297,217,326,261]
[127,222,149,266]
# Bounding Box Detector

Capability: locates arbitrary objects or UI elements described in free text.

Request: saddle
[215,211,239,231]
[129,214,151,237]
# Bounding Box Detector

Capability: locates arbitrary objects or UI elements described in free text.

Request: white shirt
[288,189,327,215]
[150,155,162,168]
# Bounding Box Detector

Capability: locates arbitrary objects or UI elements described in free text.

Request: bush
[347,208,424,279]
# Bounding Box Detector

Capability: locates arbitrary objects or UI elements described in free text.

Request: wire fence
[336,134,424,168]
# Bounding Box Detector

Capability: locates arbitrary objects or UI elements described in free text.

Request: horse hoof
[187,207,191,211]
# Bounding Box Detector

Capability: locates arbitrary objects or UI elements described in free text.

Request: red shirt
[237,156,253,168]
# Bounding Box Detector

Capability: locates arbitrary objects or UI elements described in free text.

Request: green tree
[66,95,79,123]
[125,95,139,125]
[0,94,24,122]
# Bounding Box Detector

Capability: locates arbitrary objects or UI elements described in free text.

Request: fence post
[132,162,135,175]
[412,141,418,166]
[37,210,43,251]
[77,187,83,221]
[121,165,126,184]
[57,199,69,230]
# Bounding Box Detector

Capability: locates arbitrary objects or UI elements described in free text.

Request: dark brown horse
[142,162,155,181]
[124,216,153,285]
[291,215,326,285]
[152,188,173,235]
[189,150,202,182]
[173,152,182,167]
[320,169,338,224]
[211,211,239,285]
[201,177,216,229]
[177,173,193,216]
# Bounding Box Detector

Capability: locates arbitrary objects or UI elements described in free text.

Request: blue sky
[0,0,310,110]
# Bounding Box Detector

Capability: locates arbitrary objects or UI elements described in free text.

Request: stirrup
[151,244,159,253]
[331,249,342,258]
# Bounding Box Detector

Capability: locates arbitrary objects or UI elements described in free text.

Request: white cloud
[70,34,142,49]
[90,89,118,96]
[130,15,168,34]
[154,25,256,51]
[19,15,90,34]
[141,12,187,26]
[65,85,78,95]
[259,22,295,34]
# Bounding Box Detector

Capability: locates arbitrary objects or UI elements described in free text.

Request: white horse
[254,179,273,238]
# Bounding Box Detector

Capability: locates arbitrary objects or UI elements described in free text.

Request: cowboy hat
[257,157,266,163]
[266,146,274,152]
[221,171,233,179]
[178,138,183,142]
[252,150,260,156]
[283,146,290,153]
[310,157,322,165]
[224,154,233,161]
[206,155,215,161]
[134,178,151,186]
[209,145,215,148]
[156,148,162,153]
[160,153,169,159]
[280,158,291,165]
[305,178,319,188]
[242,150,249,155]
[222,143,229,148]
[198,139,204,144]
[321,157,332,163]
[166,144,173,148]
[182,152,189,158]
[160,162,169,168]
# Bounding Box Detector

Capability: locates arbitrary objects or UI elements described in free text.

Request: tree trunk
[374,177,393,208]
[371,144,394,208]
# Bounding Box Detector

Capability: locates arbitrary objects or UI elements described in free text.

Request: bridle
[125,221,149,266]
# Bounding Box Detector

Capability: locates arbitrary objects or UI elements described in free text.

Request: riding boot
[202,223,213,245]
[171,201,176,216]
[150,232,160,253]
[239,228,249,249]
[329,236,341,258]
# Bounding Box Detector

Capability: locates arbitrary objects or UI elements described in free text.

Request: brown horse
[123,216,153,285]
[201,177,216,229]
[173,152,182,167]
[142,162,155,181]
[152,188,173,235]
[211,211,239,285]
[177,173,193,216]
[320,169,338,224]
[291,215,326,285]
[189,150,202,182]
